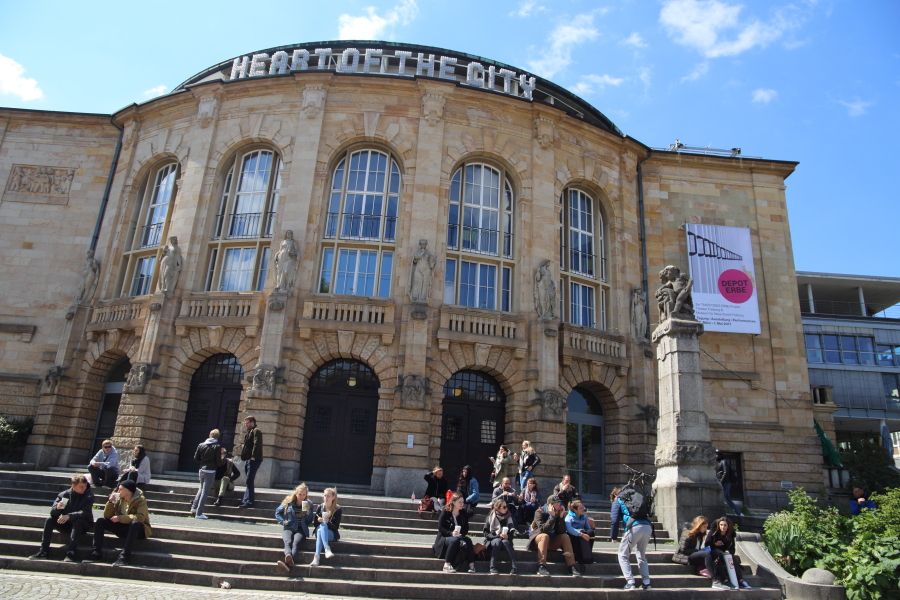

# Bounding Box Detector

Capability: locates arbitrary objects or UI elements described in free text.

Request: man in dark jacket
[527,494,579,577]
[29,473,95,562]
[191,428,224,519]
[239,415,263,508]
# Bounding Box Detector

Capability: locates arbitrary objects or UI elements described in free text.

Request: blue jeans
[192,468,216,516]
[721,481,742,516]
[519,470,532,491]
[314,524,334,558]
[242,459,261,505]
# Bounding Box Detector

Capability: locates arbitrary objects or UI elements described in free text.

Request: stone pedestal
[651,317,721,537]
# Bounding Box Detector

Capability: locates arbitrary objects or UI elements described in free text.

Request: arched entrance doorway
[177,354,243,471]
[566,386,604,495]
[441,370,506,486]
[299,360,379,486]
[92,358,131,454]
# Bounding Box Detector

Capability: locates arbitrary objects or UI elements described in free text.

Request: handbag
[417,495,434,514]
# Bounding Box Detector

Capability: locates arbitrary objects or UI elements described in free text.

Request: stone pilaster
[651,317,720,538]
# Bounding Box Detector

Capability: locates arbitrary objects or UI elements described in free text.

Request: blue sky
[1,0,897,278]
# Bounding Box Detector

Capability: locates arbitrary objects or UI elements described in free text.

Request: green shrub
[0,415,34,462]
[765,487,900,600]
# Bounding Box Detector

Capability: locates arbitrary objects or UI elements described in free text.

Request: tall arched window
[559,188,608,329]
[317,149,399,298]
[444,162,515,311]
[120,161,178,296]
[205,148,282,291]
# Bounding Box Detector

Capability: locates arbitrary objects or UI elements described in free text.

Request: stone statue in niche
[398,374,429,409]
[124,363,150,394]
[273,230,298,292]
[655,265,696,321]
[631,287,648,340]
[533,260,558,321]
[75,248,100,304]
[44,365,64,394]
[157,237,183,295]
[409,239,436,303]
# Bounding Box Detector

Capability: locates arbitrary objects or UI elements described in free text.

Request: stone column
[651,317,720,538]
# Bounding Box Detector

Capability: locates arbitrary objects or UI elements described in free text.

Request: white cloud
[659,0,801,58]
[752,88,777,103]
[0,54,43,102]
[623,32,647,48]
[838,98,873,117]
[510,0,545,17]
[570,73,625,96]
[142,85,168,99]
[527,14,599,79]
[680,61,709,82]
[337,0,418,40]
[638,66,652,91]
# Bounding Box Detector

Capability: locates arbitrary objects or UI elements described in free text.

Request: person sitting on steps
[554,474,580,508]
[518,477,541,532]
[565,499,596,565]
[492,476,522,529]
[310,487,342,567]
[433,492,475,574]
[87,439,119,489]
[673,515,711,576]
[527,494,581,577]
[705,516,751,590]
[89,479,152,567]
[117,444,151,491]
[422,466,448,513]
[483,497,518,575]
[213,449,241,507]
[275,483,315,573]
[455,465,480,516]
[29,473,95,562]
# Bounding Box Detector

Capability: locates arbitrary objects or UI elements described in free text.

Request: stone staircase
[0,470,781,598]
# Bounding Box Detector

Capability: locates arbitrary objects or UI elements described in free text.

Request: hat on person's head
[548,494,562,506]
[119,480,137,494]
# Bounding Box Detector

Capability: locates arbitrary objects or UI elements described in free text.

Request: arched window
[444,162,515,311]
[120,162,178,296]
[205,148,282,291]
[559,188,608,329]
[317,149,399,298]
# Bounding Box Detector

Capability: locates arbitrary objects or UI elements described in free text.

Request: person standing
[491,445,517,488]
[191,429,224,519]
[518,441,541,491]
[239,415,263,508]
[715,450,743,517]
[87,440,119,489]
[89,480,152,567]
[29,473,95,562]
[610,486,652,590]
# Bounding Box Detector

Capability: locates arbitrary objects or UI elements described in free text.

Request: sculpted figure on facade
[301,85,327,118]
[157,236,183,295]
[409,239,436,304]
[655,265,696,321]
[250,365,276,394]
[533,260,558,321]
[398,374,429,409]
[124,363,150,394]
[631,287,648,340]
[75,248,101,305]
[44,365,63,394]
[537,389,566,421]
[273,230,298,292]
[421,92,446,126]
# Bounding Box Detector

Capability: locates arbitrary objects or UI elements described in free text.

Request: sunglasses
[103,445,112,449]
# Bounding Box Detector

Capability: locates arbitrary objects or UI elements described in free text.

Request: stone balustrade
[437,307,527,356]
[176,292,262,336]
[559,323,627,367]
[298,297,395,344]
[86,297,148,334]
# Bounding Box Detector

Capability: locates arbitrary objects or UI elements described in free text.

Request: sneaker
[510,567,518,576]
[112,556,128,567]
[699,568,712,578]
[489,567,499,575]
[712,581,732,590]
[284,554,294,568]
[309,557,320,567]
[442,563,456,573]
[324,548,334,559]
[276,560,289,573]
[624,581,637,590]
[63,553,78,563]
[739,581,752,589]
[537,565,550,577]
[28,550,49,560]
[213,498,222,507]
[642,583,652,590]
[195,514,209,520]
[570,566,582,577]
[87,550,103,561]
[468,563,476,573]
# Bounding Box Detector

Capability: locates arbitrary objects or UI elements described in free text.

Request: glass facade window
[120,162,179,297]
[445,162,515,311]
[319,149,399,301]
[559,188,608,329]
[805,334,878,365]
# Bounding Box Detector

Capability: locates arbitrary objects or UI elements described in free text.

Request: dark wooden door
[299,360,379,486]
[178,354,243,471]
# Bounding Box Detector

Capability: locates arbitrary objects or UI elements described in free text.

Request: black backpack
[618,485,652,527]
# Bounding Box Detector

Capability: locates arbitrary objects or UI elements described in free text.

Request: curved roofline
[174,40,623,137]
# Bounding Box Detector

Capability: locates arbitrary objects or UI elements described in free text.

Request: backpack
[618,485,652,527]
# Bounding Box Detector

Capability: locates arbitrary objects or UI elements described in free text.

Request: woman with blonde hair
[274,483,315,573]
[672,515,710,576]
[518,440,541,491]
[310,487,342,566]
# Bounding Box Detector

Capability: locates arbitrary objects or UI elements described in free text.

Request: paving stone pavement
[0,570,392,600]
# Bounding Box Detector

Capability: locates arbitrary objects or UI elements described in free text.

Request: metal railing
[561,244,607,281]
[448,224,514,258]
[139,222,164,248]
[324,212,397,241]
[212,212,275,240]
[801,298,900,319]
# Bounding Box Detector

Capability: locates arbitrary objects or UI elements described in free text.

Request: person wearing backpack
[610,485,653,590]
[190,428,225,520]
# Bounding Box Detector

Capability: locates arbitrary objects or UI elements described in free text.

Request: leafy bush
[765,487,900,600]
[0,415,34,462]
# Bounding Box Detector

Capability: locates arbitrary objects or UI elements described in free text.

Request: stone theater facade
[0,42,823,506]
